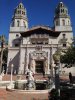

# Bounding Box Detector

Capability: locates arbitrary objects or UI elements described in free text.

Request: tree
[0,35,6,74]
[60,46,75,67]
[49,89,60,100]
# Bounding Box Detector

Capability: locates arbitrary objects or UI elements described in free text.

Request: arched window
[62,19,65,26]
[18,11,20,14]
[60,3,63,7]
[61,9,63,13]
[17,20,20,27]
[23,12,25,15]
[22,11,23,14]
[20,5,21,8]
[16,34,19,37]
[56,20,59,26]
[62,34,66,38]
[62,9,64,13]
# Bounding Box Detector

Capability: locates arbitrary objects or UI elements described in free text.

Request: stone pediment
[20,25,60,37]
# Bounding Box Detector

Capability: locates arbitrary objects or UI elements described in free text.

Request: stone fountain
[26,69,35,90]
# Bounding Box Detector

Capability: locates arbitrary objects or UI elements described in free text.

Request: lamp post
[53,50,60,97]
[50,43,53,82]
[10,64,14,85]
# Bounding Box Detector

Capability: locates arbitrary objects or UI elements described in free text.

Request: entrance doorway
[35,61,44,73]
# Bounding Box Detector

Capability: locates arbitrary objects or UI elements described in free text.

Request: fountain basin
[6,79,55,92]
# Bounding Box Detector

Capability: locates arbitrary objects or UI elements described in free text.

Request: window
[62,19,65,26]
[32,42,36,44]
[37,41,43,44]
[23,12,25,15]
[45,42,48,44]
[63,44,66,47]
[62,9,64,13]
[60,3,63,7]
[22,11,23,14]
[62,34,66,38]
[56,20,59,26]
[18,11,20,14]
[15,44,19,47]
[61,9,63,13]
[16,34,19,37]
[17,20,20,27]
[19,10,21,14]
[20,5,21,8]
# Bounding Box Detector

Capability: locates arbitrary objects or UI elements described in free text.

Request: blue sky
[0,0,75,39]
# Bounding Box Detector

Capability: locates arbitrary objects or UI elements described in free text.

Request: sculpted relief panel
[29,51,48,73]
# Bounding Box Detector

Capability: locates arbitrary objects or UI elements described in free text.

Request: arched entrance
[35,60,44,73]
[29,51,48,74]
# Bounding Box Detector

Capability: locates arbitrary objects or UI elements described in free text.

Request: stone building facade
[7,2,73,74]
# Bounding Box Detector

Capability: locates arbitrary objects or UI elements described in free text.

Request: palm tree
[0,35,5,74]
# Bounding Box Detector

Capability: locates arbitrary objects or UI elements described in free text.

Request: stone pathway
[0,88,48,100]
[2,74,48,81]
[0,74,49,100]
[0,74,72,100]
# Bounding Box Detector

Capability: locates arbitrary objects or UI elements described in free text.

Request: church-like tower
[54,2,73,48]
[9,2,28,47]
[7,3,28,73]
[7,2,74,75]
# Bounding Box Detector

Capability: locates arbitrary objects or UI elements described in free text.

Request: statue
[0,70,5,81]
[26,69,35,90]
[30,59,35,73]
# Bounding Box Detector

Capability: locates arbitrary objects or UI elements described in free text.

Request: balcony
[59,38,67,43]
[10,26,28,32]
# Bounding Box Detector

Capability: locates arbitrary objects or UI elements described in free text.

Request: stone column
[18,46,25,74]
[50,43,53,80]
[53,51,60,97]
[30,59,35,73]
[44,57,48,74]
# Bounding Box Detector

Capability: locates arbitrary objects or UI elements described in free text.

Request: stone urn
[53,52,60,64]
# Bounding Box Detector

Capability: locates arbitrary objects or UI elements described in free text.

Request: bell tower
[11,3,28,28]
[54,2,73,48]
[9,2,28,47]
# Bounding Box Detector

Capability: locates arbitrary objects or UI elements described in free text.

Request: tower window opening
[62,19,65,25]
[56,20,59,26]
[19,10,21,14]
[16,34,19,37]
[60,3,63,7]
[63,9,64,13]
[15,44,19,47]
[22,11,24,14]
[18,11,20,14]
[17,20,20,27]
[20,5,21,8]
[61,9,63,13]
[23,12,25,15]
[61,9,64,13]
[63,43,66,47]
